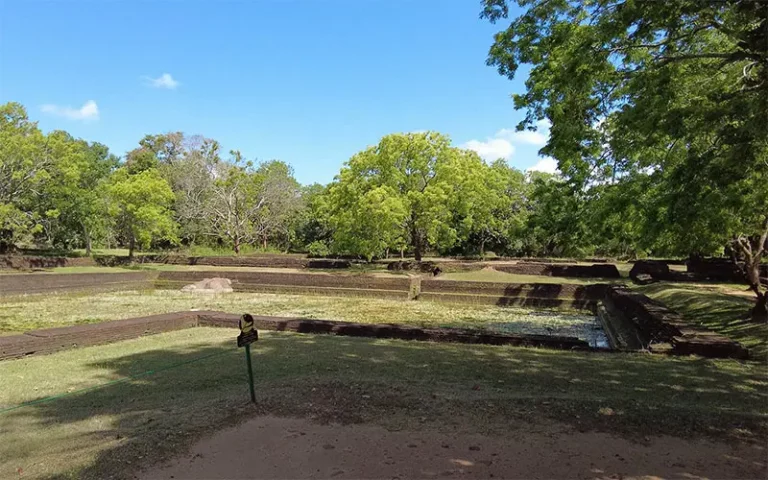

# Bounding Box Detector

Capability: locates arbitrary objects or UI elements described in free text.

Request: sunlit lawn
[0,290,594,337]
[0,327,765,479]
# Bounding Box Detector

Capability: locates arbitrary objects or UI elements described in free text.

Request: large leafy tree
[482,0,768,319]
[0,103,50,251]
[328,132,489,260]
[37,132,118,253]
[106,168,177,258]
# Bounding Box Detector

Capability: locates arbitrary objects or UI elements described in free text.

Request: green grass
[441,268,626,285]
[0,327,765,479]
[636,283,768,359]
[0,290,594,338]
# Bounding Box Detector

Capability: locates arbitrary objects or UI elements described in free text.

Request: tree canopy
[482,0,768,317]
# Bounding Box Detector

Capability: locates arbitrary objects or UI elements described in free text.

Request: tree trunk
[82,223,92,256]
[734,217,768,323]
[752,291,768,322]
[262,236,267,250]
[233,236,241,255]
[480,237,486,260]
[128,235,135,260]
[413,238,423,262]
[411,222,424,262]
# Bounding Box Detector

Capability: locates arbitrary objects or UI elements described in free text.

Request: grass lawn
[0,290,596,339]
[637,282,768,359]
[1,327,766,479]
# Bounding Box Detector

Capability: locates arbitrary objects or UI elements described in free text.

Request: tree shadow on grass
[2,329,766,479]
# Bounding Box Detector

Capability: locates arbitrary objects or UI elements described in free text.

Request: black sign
[237,313,259,347]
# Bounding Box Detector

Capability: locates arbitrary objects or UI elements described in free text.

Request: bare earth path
[141,416,766,480]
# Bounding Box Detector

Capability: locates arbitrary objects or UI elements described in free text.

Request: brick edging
[0,310,592,361]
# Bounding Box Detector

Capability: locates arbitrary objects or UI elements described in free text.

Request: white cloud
[497,128,548,146]
[527,157,559,174]
[143,73,179,89]
[462,138,515,161]
[40,100,99,121]
[462,121,551,161]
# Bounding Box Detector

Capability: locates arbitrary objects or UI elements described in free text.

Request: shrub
[307,241,331,258]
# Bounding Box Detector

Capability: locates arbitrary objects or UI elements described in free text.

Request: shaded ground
[1,328,766,479]
[142,415,767,480]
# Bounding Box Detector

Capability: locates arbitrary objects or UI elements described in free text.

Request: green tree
[106,168,177,258]
[483,0,768,318]
[0,102,49,251]
[461,159,528,257]
[252,160,303,250]
[328,132,487,260]
[292,183,332,253]
[37,132,118,253]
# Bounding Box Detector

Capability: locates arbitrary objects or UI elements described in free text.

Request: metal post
[244,344,256,403]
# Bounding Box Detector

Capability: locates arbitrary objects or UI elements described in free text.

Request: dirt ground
[140,416,766,480]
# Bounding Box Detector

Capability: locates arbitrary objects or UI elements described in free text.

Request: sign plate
[237,313,259,347]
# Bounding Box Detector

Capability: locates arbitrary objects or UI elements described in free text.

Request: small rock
[322,444,335,450]
[469,445,481,451]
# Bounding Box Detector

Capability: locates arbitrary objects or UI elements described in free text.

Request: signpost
[237,313,259,403]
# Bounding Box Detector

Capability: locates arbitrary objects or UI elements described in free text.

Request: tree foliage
[482,0,768,316]
[106,168,177,258]
[327,132,495,260]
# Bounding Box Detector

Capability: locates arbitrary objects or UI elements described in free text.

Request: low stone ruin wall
[492,263,621,278]
[602,286,748,359]
[155,271,605,309]
[0,255,96,270]
[0,310,590,361]
[92,254,351,269]
[629,260,702,284]
[685,257,768,283]
[0,271,155,297]
[0,269,609,308]
[0,312,198,360]
[155,270,413,300]
[419,279,607,310]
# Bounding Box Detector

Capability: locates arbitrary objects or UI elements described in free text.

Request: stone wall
[0,310,590,361]
[0,271,155,297]
[493,263,621,278]
[0,256,96,270]
[92,254,352,269]
[155,270,606,309]
[602,286,749,359]
[0,312,198,360]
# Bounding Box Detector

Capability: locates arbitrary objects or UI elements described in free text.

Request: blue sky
[0,0,555,185]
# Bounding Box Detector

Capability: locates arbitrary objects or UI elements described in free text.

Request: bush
[307,241,331,258]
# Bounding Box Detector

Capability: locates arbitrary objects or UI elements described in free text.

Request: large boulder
[181,277,234,294]
[629,260,670,283]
